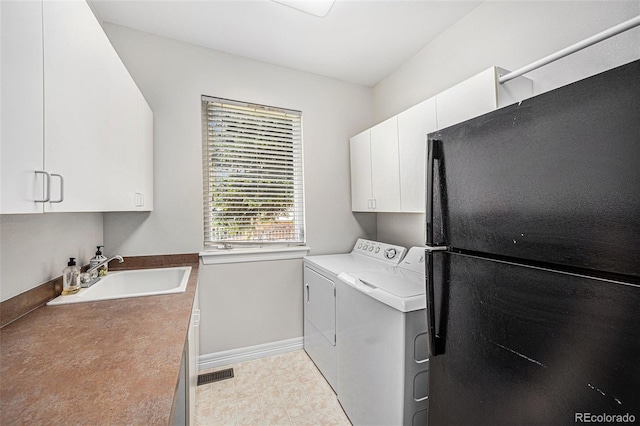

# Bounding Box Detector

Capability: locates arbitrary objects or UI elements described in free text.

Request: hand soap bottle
[62,258,81,295]
[90,245,108,276]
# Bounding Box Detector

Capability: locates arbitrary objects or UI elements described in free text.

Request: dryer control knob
[368,246,374,251]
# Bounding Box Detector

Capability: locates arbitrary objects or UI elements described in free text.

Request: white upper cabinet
[0,0,153,214]
[43,0,137,212]
[436,66,533,130]
[370,117,401,212]
[350,101,438,214]
[349,66,532,213]
[136,91,154,211]
[0,0,44,214]
[349,130,373,212]
[397,97,438,213]
[350,118,402,213]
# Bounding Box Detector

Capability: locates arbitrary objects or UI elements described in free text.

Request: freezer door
[428,252,640,425]
[429,60,640,278]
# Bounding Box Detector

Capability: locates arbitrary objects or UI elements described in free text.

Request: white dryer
[337,246,429,426]
[303,239,406,392]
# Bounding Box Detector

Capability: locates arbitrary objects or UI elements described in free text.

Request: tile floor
[195,350,352,425]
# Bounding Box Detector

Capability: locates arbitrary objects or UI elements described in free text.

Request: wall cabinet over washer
[350,117,403,212]
[435,66,534,130]
[0,0,153,214]
[349,66,532,213]
[350,98,437,213]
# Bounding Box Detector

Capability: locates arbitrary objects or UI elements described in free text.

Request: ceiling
[90,0,482,87]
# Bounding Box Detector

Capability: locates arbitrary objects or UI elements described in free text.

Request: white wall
[100,23,376,354]
[374,0,640,122]
[198,259,303,354]
[0,213,103,301]
[373,0,640,249]
[102,23,375,257]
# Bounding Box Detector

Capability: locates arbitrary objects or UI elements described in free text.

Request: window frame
[201,96,306,251]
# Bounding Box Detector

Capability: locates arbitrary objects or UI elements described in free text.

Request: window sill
[199,246,310,265]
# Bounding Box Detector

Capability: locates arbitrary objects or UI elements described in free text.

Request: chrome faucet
[86,255,124,275]
[80,255,124,288]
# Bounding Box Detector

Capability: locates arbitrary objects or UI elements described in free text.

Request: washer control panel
[398,246,428,274]
[352,239,407,264]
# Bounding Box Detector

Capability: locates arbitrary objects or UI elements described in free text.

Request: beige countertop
[0,254,199,425]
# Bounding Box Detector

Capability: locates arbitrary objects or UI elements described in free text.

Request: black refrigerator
[425,60,640,425]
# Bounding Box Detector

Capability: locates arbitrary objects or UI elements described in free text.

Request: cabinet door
[370,117,401,212]
[349,130,373,211]
[104,63,138,211]
[43,0,137,212]
[0,0,44,214]
[435,67,497,130]
[397,97,437,212]
[136,91,154,211]
[187,285,199,425]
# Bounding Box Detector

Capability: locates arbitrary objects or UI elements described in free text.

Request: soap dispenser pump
[90,245,108,276]
[62,258,81,295]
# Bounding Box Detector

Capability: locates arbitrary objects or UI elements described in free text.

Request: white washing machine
[337,246,429,426]
[303,239,407,392]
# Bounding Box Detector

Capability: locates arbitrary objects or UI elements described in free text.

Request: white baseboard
[198,337,304,371]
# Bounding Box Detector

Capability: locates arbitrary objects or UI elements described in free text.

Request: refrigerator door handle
[426,249,438,357]
[426,138,440,246]
[426,137,445,357]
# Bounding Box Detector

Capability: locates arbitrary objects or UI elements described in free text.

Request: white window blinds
[202,97,305,246]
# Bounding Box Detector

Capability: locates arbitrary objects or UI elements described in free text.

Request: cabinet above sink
[0,0,153,214]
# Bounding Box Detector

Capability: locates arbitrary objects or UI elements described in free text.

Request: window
[202,97,305,248]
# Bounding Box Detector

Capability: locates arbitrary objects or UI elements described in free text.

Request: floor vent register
[197,368,234,385]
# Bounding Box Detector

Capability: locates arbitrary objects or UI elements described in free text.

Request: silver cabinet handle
[193,309,200,327]
[34,170,51,203]
[50,173,64,203]
[305,283,310,303]
[135,192,145,207]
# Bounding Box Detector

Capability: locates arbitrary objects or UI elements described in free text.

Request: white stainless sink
[47,266,191,305]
